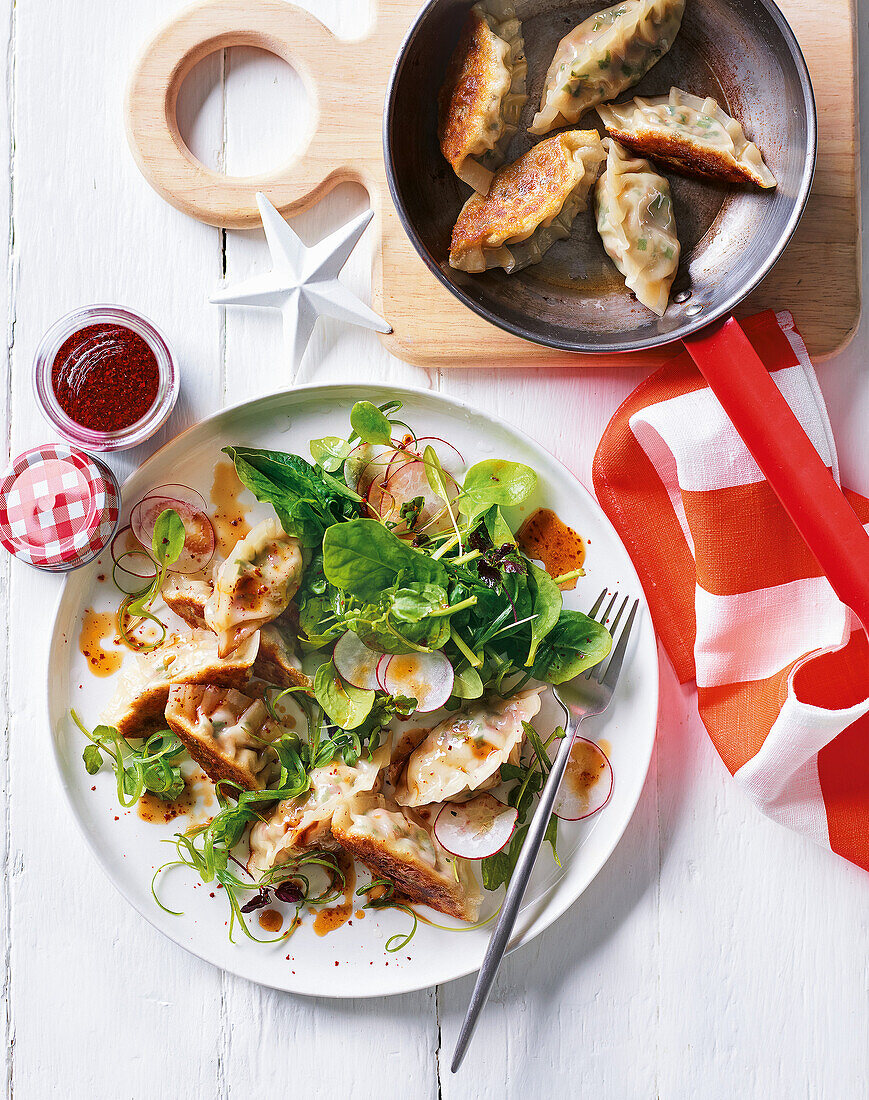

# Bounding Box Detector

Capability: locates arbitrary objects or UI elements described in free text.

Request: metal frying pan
[385,0,869,633]
[383,0,815,355]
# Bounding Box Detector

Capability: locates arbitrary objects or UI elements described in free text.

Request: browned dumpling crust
[449,130,605,272]
[438,4,526,194]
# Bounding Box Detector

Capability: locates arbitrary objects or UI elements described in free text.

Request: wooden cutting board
[125,0,859,368]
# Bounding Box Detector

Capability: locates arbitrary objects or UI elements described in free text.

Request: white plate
[47,383,658,997]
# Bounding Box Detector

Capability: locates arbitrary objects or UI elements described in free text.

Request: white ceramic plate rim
[46,381,659,997]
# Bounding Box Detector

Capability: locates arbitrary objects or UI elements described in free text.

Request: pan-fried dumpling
[449,131,605,273]
[530,0,685,136]
[247,744,391,873]
[331,794,482,922]
[597,88,777,188]
[165,684,284,791]
[204,518,304,658]
[102,629,259,738]
[395,687,544,807]
[438,1,527,195]
[163,574,309,689]
[595,138,680,315]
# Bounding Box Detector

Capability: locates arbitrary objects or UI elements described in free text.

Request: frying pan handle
[683,316,869,634]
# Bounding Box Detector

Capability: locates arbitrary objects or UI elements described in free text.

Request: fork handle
[450,716,582,1072]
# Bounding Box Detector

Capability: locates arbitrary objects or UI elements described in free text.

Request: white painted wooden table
[2,1,868,1096]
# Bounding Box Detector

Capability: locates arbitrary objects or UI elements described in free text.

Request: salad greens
[81,399,613,946]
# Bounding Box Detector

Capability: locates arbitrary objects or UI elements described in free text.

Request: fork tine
[592,596,630,682]
[600,599,639,689]
[585,590,619,679]
[587,587,609,618]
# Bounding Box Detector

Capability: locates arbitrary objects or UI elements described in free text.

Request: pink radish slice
[375,654,391,693]
[333,631,383,691]
[344,443,394,498]
[410,436,465,467]
[553,738,613,821]
[383,651,454,712]
[141,483,207,512]
[434,794,518,860]
[378,460,458,534]
[130,496,216,574]
[110,525,157,579]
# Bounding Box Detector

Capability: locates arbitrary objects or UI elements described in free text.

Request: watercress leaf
[451,664,483,700]
[545,812,560,866]
[323,519,447,603]
[483,505,515,547]
[423,444,449,502]
[313,661,375,730]
[526,561,563,666]
[82,744,102,774]
[461,459,538,519]
[391,583,448,623]
[350,401,393,446]
[152,508,186,567]
[91,724,121,745]
[531,609,612,684]
[310,436,351,473]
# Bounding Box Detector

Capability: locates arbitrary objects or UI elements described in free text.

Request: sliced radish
[141,483,206,512]
[344,443,394,499]
[111,525,157,579]
[383,652,453,712]
[410,436,465,467]
[130,496,216,574]
[375,653,391,693]
[553,738,613,821]
[368,459,459,535]
[333,631,383,691]
[434,794,518,860]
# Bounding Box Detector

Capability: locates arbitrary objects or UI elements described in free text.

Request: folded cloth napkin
[593,310,869,871]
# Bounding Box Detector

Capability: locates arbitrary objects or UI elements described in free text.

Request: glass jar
[33,304,179,452]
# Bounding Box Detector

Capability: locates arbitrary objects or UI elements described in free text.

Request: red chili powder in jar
[51,323,159,432]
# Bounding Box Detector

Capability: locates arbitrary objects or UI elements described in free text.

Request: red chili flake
[51,323,159,432]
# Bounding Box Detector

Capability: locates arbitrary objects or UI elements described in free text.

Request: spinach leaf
[313,661,375,730]
[323,519,447,603]
[350,401,393,445]
[530,609,612,684]
[223,446,359,547]
[391,583,448,623]
[525,562,562,667]
[461,459,537,520]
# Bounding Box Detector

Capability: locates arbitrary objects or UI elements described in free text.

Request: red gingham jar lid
[0,444,120,571]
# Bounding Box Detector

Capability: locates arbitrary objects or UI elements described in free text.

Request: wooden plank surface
[3,1,869,1097]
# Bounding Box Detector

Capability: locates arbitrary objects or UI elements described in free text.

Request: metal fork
[451,588,640,1073]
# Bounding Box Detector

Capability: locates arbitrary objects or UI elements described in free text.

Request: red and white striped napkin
[593,310,869,871]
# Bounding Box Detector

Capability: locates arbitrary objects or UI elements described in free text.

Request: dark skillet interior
[384,0,815,353]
